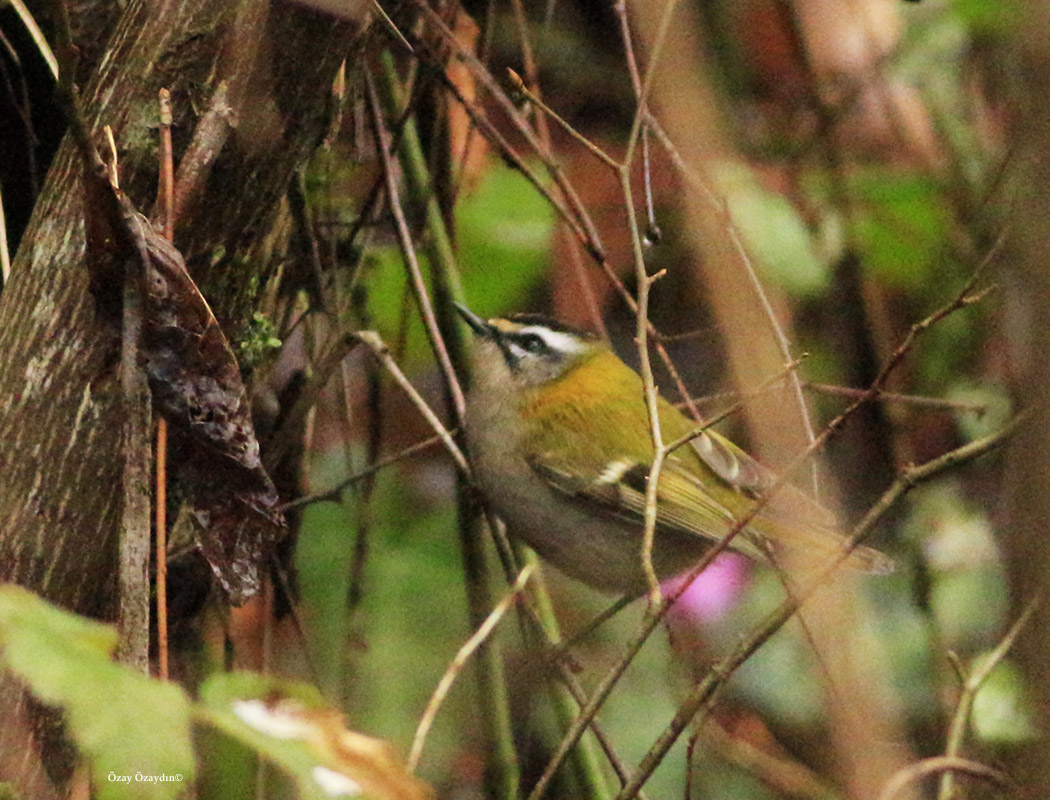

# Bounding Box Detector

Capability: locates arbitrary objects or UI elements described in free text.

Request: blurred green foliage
[238,312,284,373]
[714,161,829,298]
[296,452,471,782]
[0,586,194,800]
[6,0,1035,795]
[849,171,953,292]
[971,658,1037,745]
[0,585,433,800]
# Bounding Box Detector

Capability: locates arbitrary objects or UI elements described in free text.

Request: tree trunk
[1004,2,1050,793]
[0,0,368,790]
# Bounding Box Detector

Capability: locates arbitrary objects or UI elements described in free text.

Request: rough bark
[0,0,368,790]
[1004,2,1050,793]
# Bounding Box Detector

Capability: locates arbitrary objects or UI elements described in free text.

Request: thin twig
[10,0,58,80]
[168,82,235,226]
[937,593,1040,800]
[681,374,991,417]
[611,411,1029,800]
[370,0,414,54]
[612,0,659,240]
[645,113,723,209]
[880,757,1008,800]
[155,88,174,683]
[507,68,619,172]
[805,383,991,414]
[409,564,534,771]
[618,164,666,601]
[507,0,549,148]
[280,432,448,511]
[353,331,470,476]
[364,69,467,421]
[622,0,681,168]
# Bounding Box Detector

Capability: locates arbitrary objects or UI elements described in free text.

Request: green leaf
[850,171,951,290]
[950,0,1018,35]
[713,161,829,297]
[947,380,1013,442]
[197,673,334,800]
[971,658,1038,745]
[360,161,554,368]
[197,672,432,800]
[0,586,194,799]
[457,161,555,315]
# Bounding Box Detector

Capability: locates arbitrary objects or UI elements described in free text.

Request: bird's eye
[519,333,546,354]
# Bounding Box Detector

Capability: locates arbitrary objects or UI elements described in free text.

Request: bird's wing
[519,349,891,573]
[684,428,894,573]
[685,428,773,498]
[526,450,771,562]
[685,427,841,527]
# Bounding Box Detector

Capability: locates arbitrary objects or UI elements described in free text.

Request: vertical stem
[117,255,152,671]
[372,53,520,800]
[155,87,174,682]
[620,167,664,603]
[155,418,168,680]
[457,492,519,800]
[364,70,467,421]
[157,89,175,242]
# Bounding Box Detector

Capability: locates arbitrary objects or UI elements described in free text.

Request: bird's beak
[454,302,496,340]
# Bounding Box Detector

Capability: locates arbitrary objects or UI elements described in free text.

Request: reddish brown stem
[155,88,173,681]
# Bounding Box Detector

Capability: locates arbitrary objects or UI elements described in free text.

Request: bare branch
[937,593,1040,799]
[409,565,534,771]
[880,757,1008,800]
[353,331,470,477]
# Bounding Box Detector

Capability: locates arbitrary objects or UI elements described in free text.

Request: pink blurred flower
[664,553,750,623]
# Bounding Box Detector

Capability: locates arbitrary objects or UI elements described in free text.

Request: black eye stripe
[496,331,551,370]
[500,330,549,355]
[496,337,520,369]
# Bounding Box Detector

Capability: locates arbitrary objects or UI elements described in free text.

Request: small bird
[456,304,893,596]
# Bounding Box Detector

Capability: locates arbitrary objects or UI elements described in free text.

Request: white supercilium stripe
[596,458,636,485]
